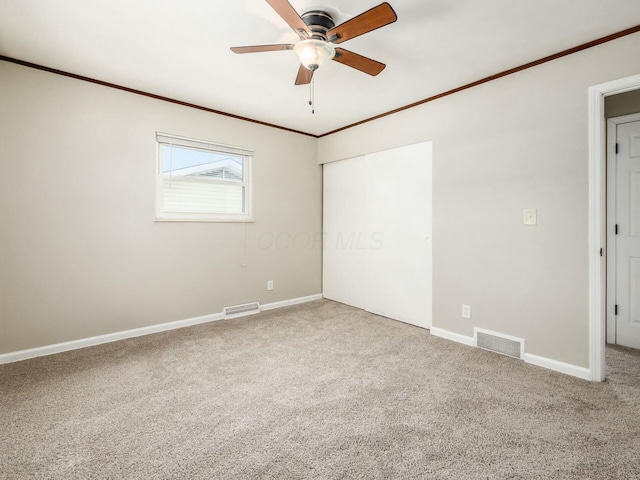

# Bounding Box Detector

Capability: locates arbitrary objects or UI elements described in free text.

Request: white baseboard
[0,293,323,365]
[430,327,475,346]
[260,293,323,311]
[524,353,591,381]
[430,326,591,381]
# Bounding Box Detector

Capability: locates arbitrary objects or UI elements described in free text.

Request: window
[156,133,253,222]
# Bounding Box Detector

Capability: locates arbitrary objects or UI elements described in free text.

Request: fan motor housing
[301,10,335,41]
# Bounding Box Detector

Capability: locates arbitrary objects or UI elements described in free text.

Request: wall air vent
[474,328,524,359]
[223,302,261,319]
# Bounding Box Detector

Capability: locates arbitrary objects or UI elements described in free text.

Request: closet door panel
[322,142,432,329]
[322,156,367,309]
[365,142,432,328]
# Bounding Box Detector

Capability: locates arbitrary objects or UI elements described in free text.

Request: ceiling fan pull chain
[310,75,315,114]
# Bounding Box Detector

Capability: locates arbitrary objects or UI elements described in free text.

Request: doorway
[589,73,640,381]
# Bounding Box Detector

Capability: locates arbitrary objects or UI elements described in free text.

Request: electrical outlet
[462,304,471,319]
[267,280,274,291]
[523,208,537,226]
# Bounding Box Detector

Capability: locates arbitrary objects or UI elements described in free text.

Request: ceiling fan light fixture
[293,39,335,71]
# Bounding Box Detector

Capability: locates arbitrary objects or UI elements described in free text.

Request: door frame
[606,112,640,346]
[588,73,640,381]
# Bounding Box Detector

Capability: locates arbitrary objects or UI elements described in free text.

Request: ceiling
[1,0,639,136]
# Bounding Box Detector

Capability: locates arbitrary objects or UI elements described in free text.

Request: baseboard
[430,326,592,380]
[430,327,475,346]
[0,293,323,365]
[523,353,591,381]
[260,293,323,311]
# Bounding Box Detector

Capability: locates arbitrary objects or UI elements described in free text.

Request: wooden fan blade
[327,3,397,44]
[230,44,294,54]
[333,48,385,76]
[266,0,310,39]
[295,64,313,85]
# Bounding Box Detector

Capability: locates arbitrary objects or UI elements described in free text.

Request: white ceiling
[1,0,639,136]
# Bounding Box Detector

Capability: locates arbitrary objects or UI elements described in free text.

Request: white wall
[0,61,322,354]
[318,32,640,368]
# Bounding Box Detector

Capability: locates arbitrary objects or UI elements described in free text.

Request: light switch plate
[524,208,537,226]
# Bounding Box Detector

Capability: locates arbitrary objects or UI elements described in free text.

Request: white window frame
[155,132,253,222]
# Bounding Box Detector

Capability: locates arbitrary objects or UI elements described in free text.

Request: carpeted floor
[1,299,640,479]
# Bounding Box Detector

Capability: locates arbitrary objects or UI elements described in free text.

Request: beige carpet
[1,299,639,479]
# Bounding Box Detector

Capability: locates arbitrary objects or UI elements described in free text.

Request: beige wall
[0,61,322,354]
[606,88,640,118]
[318,33,640,368]
[2,32,639,366]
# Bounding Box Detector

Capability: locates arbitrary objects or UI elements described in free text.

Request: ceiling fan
[230,0,397,86]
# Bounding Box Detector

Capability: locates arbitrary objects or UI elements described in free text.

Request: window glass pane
[163,178,244,214]
[161,145,243,181]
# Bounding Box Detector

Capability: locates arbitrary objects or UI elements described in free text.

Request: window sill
[155,217,255,223]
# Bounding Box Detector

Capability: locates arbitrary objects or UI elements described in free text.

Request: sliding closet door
[323,156,367,310]
[365,142,432,328]
[323,141,432,329]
